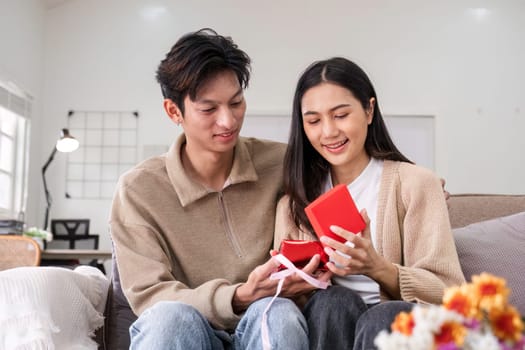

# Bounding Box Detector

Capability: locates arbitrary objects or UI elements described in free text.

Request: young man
[109,28,332,349]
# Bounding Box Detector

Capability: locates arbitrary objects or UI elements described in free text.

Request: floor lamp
[42,128,79,230]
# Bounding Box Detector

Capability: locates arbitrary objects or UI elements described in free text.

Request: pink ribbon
[261,254,329,350]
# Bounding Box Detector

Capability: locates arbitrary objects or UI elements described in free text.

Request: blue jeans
[129,297,308,349]
[130,287,413,350]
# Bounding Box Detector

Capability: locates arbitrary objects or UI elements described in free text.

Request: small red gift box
[305,184,366,244]
[278,239,328,270]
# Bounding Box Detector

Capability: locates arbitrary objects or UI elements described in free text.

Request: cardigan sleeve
[391,164,465,304]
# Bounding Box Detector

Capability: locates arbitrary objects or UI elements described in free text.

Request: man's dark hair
[156,28,251,114]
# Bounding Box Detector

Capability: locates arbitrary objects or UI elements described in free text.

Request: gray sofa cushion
[453,211,525,315]
[105,252,137,350]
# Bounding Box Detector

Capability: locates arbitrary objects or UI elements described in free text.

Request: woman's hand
[319,209,400,298]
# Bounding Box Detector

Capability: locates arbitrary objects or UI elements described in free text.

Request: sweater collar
[166,134,259,207]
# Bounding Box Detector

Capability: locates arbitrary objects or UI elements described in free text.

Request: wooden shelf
[42,249,111,260]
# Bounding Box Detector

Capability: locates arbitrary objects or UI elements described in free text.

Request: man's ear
[163,99,183,125]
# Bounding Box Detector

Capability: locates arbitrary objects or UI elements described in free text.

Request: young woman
[274,57,465,349]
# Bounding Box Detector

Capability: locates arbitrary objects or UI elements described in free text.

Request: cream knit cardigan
[274,160,466,304]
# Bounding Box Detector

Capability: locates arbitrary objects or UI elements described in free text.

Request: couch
[2,194,524,349]
[97,193,525,349]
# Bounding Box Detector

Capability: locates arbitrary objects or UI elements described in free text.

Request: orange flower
[391,311,415,335]
[488,305,524,342]
[471,273,509,311]
[434,321,466,346]
[443,285,478,318]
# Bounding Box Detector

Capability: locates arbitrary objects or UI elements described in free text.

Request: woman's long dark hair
[284,57,412,232]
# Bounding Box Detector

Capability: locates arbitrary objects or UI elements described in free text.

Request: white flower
[375,329,435,350]
[376,305,466,350]
[463,332,500,350]
[374,330,411,350]
[407,331,434,349]
[412,304,463,334]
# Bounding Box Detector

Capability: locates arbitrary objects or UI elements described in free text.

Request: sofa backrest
[447,193,525,228]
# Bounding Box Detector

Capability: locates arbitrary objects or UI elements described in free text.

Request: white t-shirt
[324,158,384,304]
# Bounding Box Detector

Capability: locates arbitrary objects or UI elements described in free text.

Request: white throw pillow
[0,265,109,350]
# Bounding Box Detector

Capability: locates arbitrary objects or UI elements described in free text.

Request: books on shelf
[0,220,24,235]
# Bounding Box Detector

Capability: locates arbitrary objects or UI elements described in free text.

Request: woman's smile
[323,139,349,153]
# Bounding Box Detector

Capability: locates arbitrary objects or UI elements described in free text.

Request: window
[0,84,31,220]
[65,110,139,199]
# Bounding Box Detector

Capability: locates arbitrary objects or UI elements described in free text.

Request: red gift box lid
[305,184,366,243]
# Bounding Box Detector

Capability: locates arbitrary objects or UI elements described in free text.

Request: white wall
[0,0,45,227]
[9,0,525,250]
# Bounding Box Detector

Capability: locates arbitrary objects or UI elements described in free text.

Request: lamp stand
[42,147,57,230]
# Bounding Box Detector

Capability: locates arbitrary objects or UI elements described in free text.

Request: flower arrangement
[23,227,53,242]
[375,273,525,350]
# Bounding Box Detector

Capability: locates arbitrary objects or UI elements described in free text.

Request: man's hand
[276,253,332,299]
[232,253,331,313]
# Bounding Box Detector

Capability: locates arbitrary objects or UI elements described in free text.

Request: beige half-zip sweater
[110,134,286,331]
[274,160,466,304]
